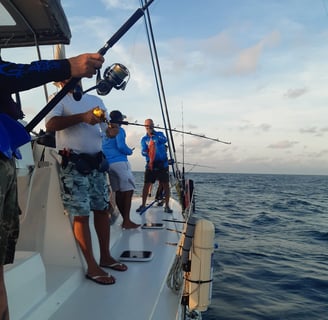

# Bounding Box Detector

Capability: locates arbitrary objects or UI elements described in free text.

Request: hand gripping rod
[25,0,155,133]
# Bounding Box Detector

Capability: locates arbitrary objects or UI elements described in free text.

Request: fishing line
[162,219,186,223]
[176,162,216,169]
[166,228,183,234]
[112,119,231,144]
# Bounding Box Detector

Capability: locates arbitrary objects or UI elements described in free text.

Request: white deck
[49,199,183,320]
[4,145,185,320]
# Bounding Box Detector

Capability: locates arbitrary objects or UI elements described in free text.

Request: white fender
[187,219,215,311]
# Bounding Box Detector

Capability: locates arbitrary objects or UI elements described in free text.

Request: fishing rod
[141,0,180,179]
[138,199,157,215]
[183,163,216,174]
[25,0,155,133]
[176,162,216,169]
[112,120,231,144]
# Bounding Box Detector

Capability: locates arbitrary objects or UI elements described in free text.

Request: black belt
[59,150,108,174]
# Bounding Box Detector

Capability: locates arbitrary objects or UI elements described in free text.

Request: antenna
[181,102,185,171]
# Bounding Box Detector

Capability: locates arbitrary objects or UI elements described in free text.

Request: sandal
[136,205,146,212]
[100,262,128,272]
[85,274,116,285]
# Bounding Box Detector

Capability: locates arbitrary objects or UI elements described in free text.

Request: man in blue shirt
[0,52,104,319]
[136,118,173,213]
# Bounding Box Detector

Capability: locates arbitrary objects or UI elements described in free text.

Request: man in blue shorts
[46,80,127,286]
[136,118,173,213]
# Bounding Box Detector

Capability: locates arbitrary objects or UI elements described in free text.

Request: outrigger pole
[25,0,155,133]
[113,120,231,145]
[141,0,179,179]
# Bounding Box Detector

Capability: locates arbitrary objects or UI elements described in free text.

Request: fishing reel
[96,63,130,95]
[73,63,130,101]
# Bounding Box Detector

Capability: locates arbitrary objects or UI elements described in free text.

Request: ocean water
[134,172,328,320]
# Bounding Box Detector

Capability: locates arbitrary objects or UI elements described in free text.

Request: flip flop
[85,274,116,285]
[121,223,141,230]
[100,262,128,272]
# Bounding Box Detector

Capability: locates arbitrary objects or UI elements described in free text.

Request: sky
[2,0,328,175]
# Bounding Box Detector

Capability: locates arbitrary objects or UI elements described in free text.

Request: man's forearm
[0,59,70,93]
[46,113,85,131]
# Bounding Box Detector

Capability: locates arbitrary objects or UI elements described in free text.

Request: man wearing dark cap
[102,110,140,229]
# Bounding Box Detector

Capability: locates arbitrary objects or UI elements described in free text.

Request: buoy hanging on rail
[187,219,215,312]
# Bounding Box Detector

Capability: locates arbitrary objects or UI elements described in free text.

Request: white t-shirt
[45,92,108,154]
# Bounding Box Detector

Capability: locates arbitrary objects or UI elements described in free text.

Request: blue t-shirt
[102,126,133,164]
[141,130,168,169]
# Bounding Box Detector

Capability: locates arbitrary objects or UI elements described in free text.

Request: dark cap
[110,110,126,122]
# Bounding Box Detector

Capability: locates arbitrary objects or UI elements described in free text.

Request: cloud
[300,127,317,134]
[229,42,263,75]
[258,123,271,132]
[267,140,299,149]
[283,87,308,99]
[184,137,216,151]
[202,31,237,56]
[238,121,271,132]
[314,149,328,157]
[101,0,136,10]
[227,31,280,76]
[185,123,198,130]
[262,30,281,48]
[146,30,280,79]
[300,126,328,136]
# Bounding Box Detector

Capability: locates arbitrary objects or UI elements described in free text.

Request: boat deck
[5,196,185,320]
[50,197,184,320]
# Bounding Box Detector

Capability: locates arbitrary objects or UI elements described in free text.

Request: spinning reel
[73,63,130,101]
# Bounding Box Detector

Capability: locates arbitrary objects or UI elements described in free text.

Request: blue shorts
[59,162,109,216]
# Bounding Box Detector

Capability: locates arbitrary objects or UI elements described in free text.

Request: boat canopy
[0,0,71,48]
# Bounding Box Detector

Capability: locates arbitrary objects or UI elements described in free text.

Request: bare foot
[122,221,141,229]
[87,266,108,278]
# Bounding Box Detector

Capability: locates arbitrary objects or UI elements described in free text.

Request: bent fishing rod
[25,0,155,133]
[111,120,231,145]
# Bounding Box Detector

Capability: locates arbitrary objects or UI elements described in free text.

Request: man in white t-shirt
[45,80,127,285]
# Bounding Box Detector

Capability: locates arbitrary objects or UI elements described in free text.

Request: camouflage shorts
[0,156,20,265]
[59,162,109,216]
